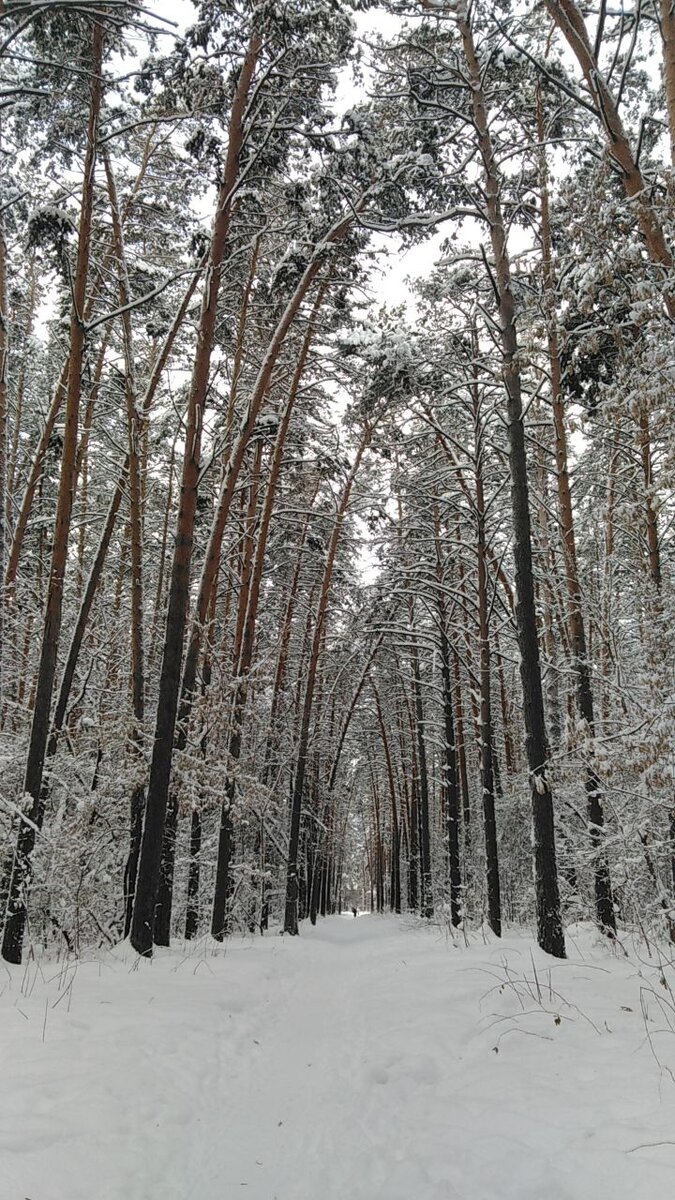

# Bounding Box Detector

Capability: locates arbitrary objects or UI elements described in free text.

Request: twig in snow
[628,1140,675,1154]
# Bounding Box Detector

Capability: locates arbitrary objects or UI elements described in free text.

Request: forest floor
[1,915,674,1200]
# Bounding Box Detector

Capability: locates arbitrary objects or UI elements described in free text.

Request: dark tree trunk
[536,86,615,935]
[439,621,462,926]
[185,808,202,940]
[2,22,105,964]
[408,772,419,913]
[410,640,433,918]
[123,784,145,939]
[321,855,331,918]
[259,820,269,934]
[451,573,472,856]
[211,444,262,938]
[212,788,235,941]
[309,838,321,926]
[472,362,502,938]
[433,509,462,926]
[130,34,261,957]
[153,797,178,947]
[459,12,565,957]
[370,766,385,914]
[0,170,7,709]
[373,684,402,915]
[105,153,149,946]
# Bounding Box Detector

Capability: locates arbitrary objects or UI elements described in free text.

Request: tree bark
[373,684,402,915]
[2,21,105,964]
[177,230,349,732]
[6,255,37,524]
[537,86,615,933]
[104,153,149,937]
[543,0,674,306]
[659,0,675,164]
[4,128,156,597]
[458,11,565,957]
[637,410,661,589]
[409,631,434,918]
[130,32,261,957]
[211,441,263,940]
[472,372,501,937]
[0,160,7,707]
[184,808,202,940]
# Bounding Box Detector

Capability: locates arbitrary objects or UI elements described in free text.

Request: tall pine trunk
[0,160,7,708]
[472,372,501,938]
[373,685,402,915]
[409,632,433,919]
[130,33,261,957]
[2,22,105,964]
[536,87,615,934]
[458,12,565,957]
[104,154,148,939]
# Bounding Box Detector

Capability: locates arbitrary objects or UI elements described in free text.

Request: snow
[1,916,674,1199]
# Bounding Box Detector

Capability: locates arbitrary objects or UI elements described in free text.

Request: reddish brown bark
[177,227,351,730]
[3,21,105,964]
[661,0,675,165]
[5,129,156,595]
[544,0,674,307]
[130,32,262,956]
[209,299,326,935]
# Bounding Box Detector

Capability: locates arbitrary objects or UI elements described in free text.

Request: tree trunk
[185,808,202,940]
[2,21,105,964]
[537,86,615,934]
[451,619,471,857]
[130,32,261,957]
[4,128,156,598]
[263,485,320,779]
[472,376,501,938]
[151,434,177,641]
[0,167,7,707]
[6,255,37,524]
[459,11,565,957]
[637,410,661,590]
[373,684,402,915]
[410,633,433,918]
[177,234,348,728]
[544,0,674,311]
[105,153,149,939]
[211,443,263,940]
[408,767,419,913]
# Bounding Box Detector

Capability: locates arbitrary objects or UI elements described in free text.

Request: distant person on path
[351,906,357,918]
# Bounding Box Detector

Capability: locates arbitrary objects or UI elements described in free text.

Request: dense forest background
[0,0,673,965]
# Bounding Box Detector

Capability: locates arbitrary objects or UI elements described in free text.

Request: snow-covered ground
[1,915,674,1200]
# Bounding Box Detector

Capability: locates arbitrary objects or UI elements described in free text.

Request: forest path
[1,916,674,1200]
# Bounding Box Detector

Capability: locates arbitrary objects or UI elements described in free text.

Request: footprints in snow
[367,1051,441,1088]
